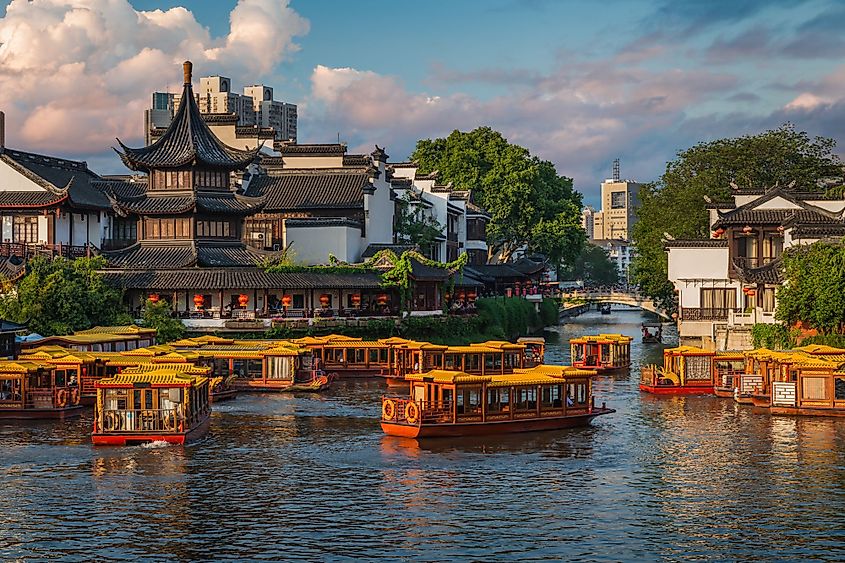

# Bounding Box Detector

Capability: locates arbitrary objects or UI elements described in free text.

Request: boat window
[835,378,845,401]
[568,383,588,406]
[802,377,828,401]
[541,384,562,408]
[214,358,230,375]
[351,349,365,364]
[486,388,510,413]
[233,359,247,377]
[0,377,22,402]
[514,386,537,411]
[466,354,480,372]
[456,387,482,415]
[484,354,495,371]
[55,369,66,387]
[600,344,610,363]
[444,354,458,370]
[368,349,380,364]
[247,360,263,378]
[504,353,518,369]
[423,353,441,370]
[380,349,389,364]
[441,387,453,408]
[573,344,584,362]
[685,357,712,380]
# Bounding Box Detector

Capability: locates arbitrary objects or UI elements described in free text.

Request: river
[3,309,845,561]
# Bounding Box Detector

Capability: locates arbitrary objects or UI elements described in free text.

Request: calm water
[3,310,845,562]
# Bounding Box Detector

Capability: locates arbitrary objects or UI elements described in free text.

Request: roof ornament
[183,61,192,85]
[729,181,739,191]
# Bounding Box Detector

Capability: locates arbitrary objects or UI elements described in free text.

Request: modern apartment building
[592,179,641,240]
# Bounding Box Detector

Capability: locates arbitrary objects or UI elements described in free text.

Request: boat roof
[516,337,545,344]
[122,363,211,375]
[323,341,388,348]
[378,337,413,345]
[96,369,207,388]
[0,360,52,374]
[473,340,526,351]
[665,345,714,356]
[407,365,596,386]
[714,351,746,361]
[571,334,633,344]
[794,344,845,355]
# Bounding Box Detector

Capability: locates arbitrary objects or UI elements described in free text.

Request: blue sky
[0,0,843,205]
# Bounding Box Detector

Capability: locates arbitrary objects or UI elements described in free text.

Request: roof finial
[183,61,193,85]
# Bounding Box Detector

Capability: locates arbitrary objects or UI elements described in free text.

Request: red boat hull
[713,387,734,398]
[639,384,714,395]
[0,404,86,420]
[92,414,210,446]
[381,408,614,438]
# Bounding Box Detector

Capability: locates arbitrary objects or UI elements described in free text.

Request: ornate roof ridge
[115,61,261,171]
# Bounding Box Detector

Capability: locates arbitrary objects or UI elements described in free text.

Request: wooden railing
[681,307,741,321]
[100,408,182,433]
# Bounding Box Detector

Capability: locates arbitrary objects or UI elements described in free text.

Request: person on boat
[566,391,574,407]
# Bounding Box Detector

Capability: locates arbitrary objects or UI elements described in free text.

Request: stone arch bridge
[560,290,670,320]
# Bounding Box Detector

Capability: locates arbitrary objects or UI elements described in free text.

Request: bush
[798,333,845,348]
[141,299,186,344]
[539,298,559,327]
[476,297,542,341]
[751,323,795,350]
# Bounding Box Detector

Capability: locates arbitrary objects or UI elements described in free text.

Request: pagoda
[106,61,266,270]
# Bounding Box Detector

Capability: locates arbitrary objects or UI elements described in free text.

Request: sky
[0,0,844,205]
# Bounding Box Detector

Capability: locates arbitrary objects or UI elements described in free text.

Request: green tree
[776,240,845,334]
[411,127,584,267]
[632,124,842,309]
[141,298,186,344]
[393,192,445,256]
[562,244,620,285]
[0,256,128,336]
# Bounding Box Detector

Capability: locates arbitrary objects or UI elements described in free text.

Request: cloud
[0,0,309,154]
[305,60,738,194]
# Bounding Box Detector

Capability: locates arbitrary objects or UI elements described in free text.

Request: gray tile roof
[0,148,112,210]
[664,239,729,248]
[104,268,383,290]
[285,217,363,229]
[361,243,418,259]
[246,168,370,211]
[116,68,259,171]
[275,143,346,155]
[0,190,68,208]
[103,242,271,269]
[106,192,264,216]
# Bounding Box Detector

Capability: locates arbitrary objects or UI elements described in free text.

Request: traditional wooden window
[368,349,380,364]
[112,218,137,241]
[700,288,736,310]
[444,353,459,370]
[13,216,38,243]
[466,353,480,372]
[835,378,845,401]
[567,382,588,406]
[456,386,482,415]
[802,376,828,401]
[486,388,510,413]
[541,384,563,408]
[176,218,191,239]
[196,220,232,238]
[292,294,305,309]
[513,386,538,411]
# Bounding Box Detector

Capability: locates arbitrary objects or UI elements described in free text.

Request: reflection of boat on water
[641,323,663,343]
[280,372,336,393]
[599,303,612,315]
[92,369,211,446]
[380,366,614,438]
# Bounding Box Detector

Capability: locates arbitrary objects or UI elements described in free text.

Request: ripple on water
[2,311,845,561]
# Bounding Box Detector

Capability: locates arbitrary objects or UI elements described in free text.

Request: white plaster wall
[287,224,361,265]
[71,213,89,244]
[1,216,11,242]
[55,214,70,245]
[0,160,44,191]
[37,216,47,244]
[805,200,845,212]
[667,247,728,281]
[754,197,801,210]
[391,167,416,180]
[280,155,344,168]
[364,177,395,246]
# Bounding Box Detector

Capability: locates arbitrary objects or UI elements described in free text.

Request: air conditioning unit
[252,232,264,240]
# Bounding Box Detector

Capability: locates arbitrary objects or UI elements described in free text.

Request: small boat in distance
[641,323,663,343]
[570,334,632,372]
[92,369,211,446]
[380,366,614,438]
[599,303,612,315]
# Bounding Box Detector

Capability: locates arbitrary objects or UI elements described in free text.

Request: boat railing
[641,365,659,385]
[26,386,78,409]
[100,408,184,433]
[382,397,455,424]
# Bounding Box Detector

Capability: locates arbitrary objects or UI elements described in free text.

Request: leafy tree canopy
[411,127,585,267]
[776,240,845,334]
[632,124,842,309]
[393,191,444,255]
[561,243,620,286]
[141,298,186,344]
[0,256,129,336]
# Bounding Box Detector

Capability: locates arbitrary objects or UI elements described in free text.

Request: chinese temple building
[103,62,383,319]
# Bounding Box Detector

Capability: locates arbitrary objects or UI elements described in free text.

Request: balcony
[729,309,777,326]
[680,308,740,321]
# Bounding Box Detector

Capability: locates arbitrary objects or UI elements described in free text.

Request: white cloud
[0,0,309,153]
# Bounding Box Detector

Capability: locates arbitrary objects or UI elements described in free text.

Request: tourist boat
[517,337,546,366]
[318,340,392,378]
[599,303,612,314]
[92,368,211,446]
[570,334,632,372]
[380,365,613,438]
[19,348,108,405]
[766,355,845,417]
[639,346,716,395]
[641,322,663,343]
[22,325,157,353]
[118,362,238,402]
[712,351,746,398]
[387,341,531,385]
[0,360,85,419]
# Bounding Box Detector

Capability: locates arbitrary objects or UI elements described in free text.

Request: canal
[3,309,845,561]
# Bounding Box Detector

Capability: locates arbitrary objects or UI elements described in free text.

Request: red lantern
[747,290,756,297]
[467,290,477,302]
[149,293,160,304]
[281,294,292,308]
[777,225,785,232]
[713,228,724,238]
[444,292,451,301]
[319,294,330,307]
[193,294,204,308]
[457,290,466,300]
[377,293,389,305]
[743,225,753,234]
[351,293,361,306]
[238,294,249,307]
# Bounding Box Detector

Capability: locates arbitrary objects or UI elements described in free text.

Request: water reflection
[2,309,845,561]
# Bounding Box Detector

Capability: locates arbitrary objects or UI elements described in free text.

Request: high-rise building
[144,76,297,142]
[592,179,641,240]
[243,85,298,142]
[581,206,596,240]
